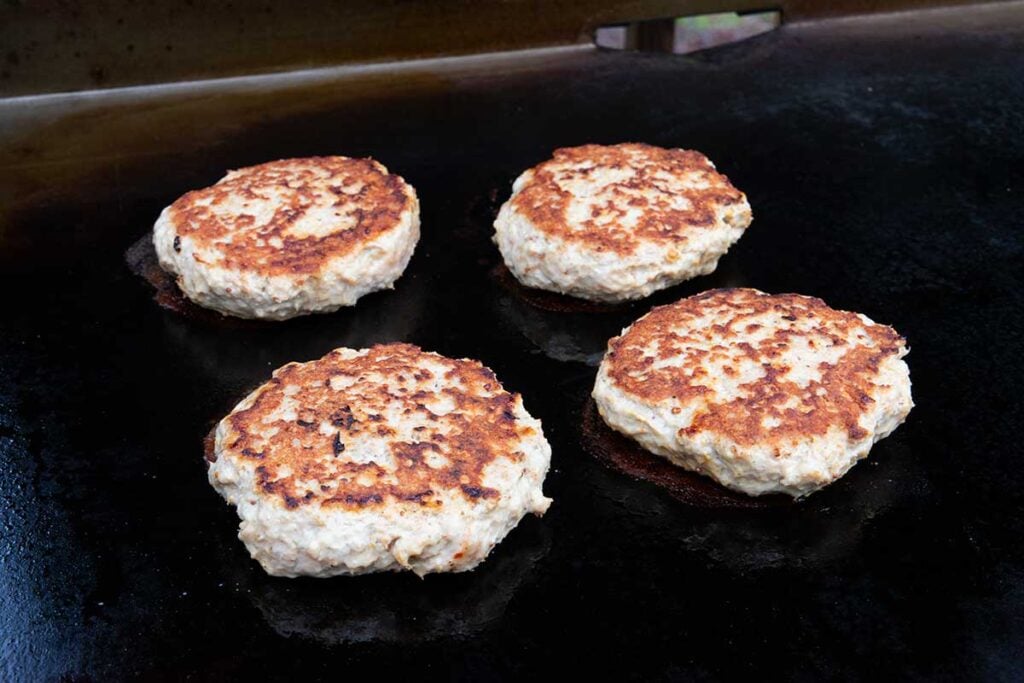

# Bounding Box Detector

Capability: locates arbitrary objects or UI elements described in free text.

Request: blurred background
[0,0,991,97]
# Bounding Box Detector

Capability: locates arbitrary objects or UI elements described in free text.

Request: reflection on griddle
[676,448,920,574]
[489,262,635,367]
[490,263,636,314]
[140,236,429,401]
[490,252,750,367]
[493,287,619,367]
[222,519,550,645]
[583,402,925,574]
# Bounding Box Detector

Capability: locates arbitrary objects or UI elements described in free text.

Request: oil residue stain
[203,425,218,465]
[581,398,791,510]
[124,233,264,328]
[489,263,636,314]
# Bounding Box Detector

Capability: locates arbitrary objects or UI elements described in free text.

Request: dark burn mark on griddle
[581,399,789,510]
[124,233,266,328]
[203,426,218,464]
[332,433,345,456]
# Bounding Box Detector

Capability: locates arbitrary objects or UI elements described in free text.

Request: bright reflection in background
[595,11,781,54]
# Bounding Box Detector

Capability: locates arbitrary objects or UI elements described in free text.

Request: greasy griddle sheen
[489,263,633,313]
[509,143,747,255]
[606,289,904,446]
[215,343,535,510]
[125,233,260,325]
[168,156,411,274]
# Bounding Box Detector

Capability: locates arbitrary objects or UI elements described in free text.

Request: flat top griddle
[1,4,1022,680]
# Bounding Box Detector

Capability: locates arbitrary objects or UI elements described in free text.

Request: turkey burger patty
[208,343,552,577]
[592,288,913,497]
[493,143,751,303]
[154,156,419,320]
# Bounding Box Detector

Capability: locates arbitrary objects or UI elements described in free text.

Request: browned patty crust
[167,156,414,275]
[214,343,539,511]
[603,288,907,449]
[508,143,748,255]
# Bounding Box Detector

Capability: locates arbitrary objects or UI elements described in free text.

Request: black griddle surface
[2,4,1023,680]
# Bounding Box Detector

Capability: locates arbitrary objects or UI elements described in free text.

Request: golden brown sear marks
[220,343,533,510]
[168,156,413,276]
[510,143,747,255]
[606,288,906,447]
